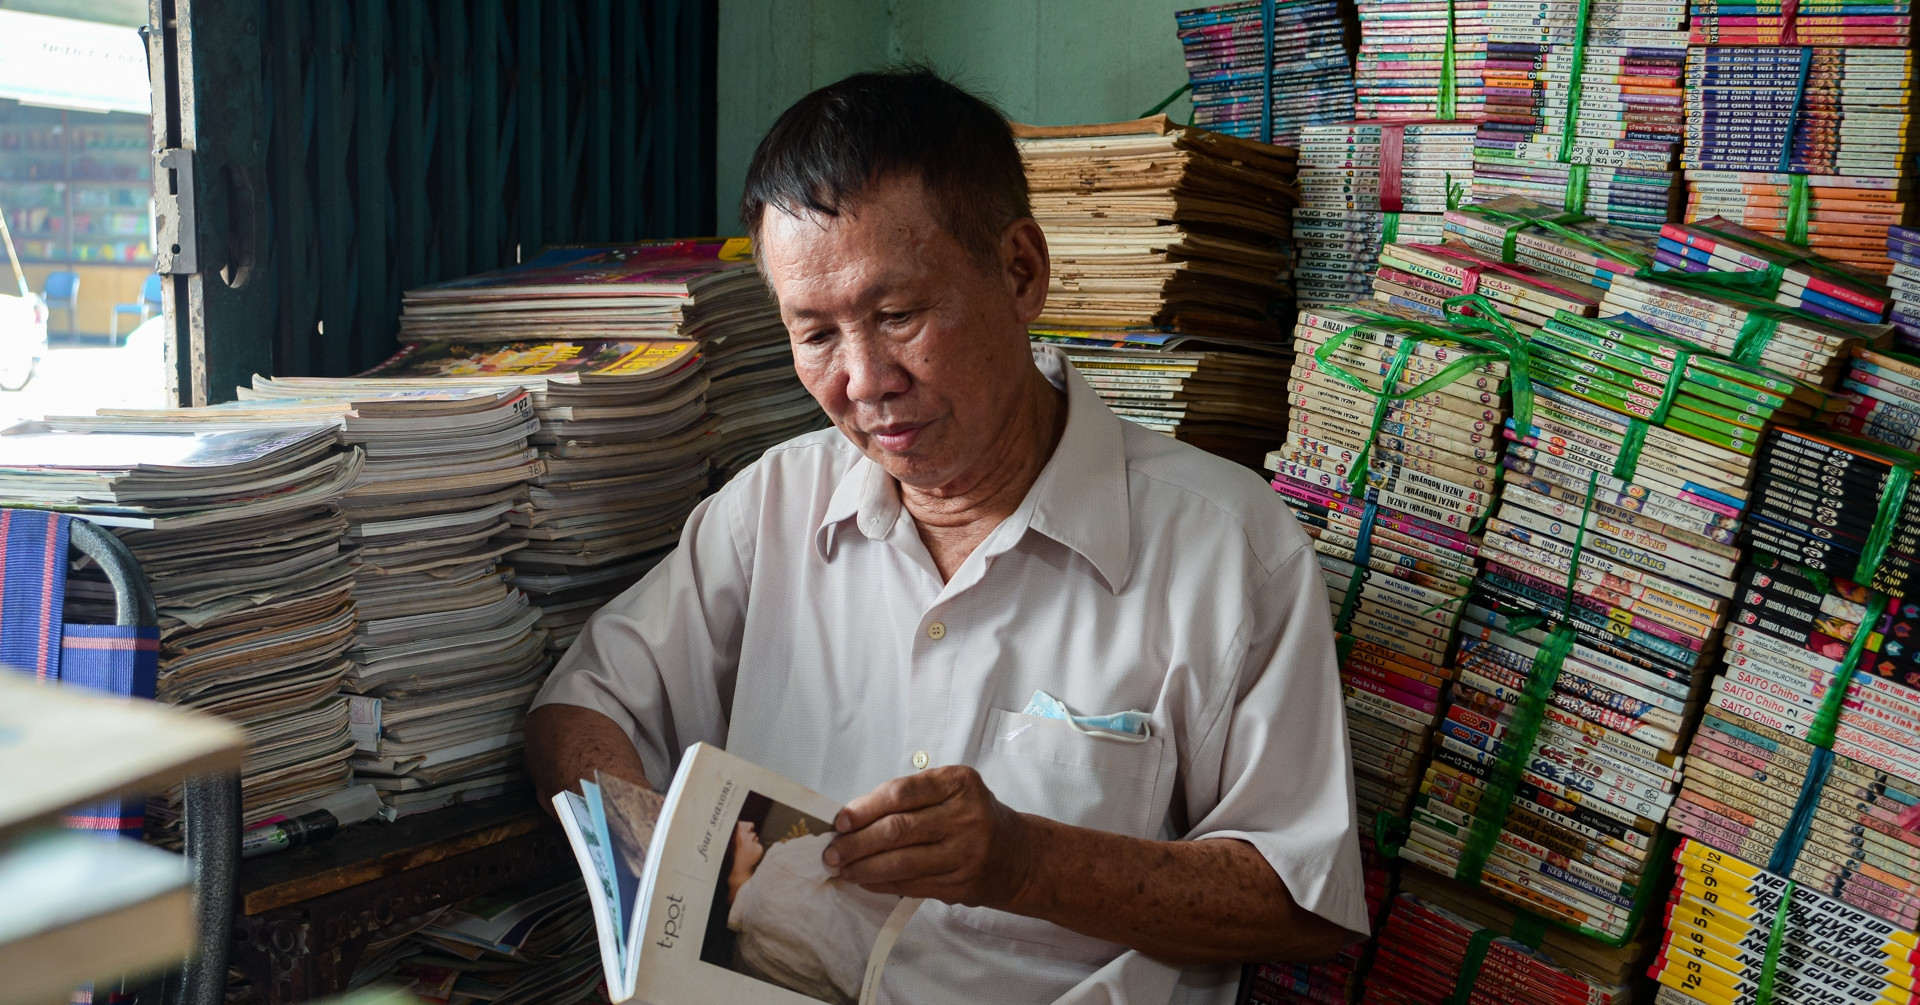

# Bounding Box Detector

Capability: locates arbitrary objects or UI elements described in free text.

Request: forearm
[524,703,652,818]
[1007,816,1355,965]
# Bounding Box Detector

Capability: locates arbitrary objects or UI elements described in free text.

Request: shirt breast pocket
[973,707,1174,841]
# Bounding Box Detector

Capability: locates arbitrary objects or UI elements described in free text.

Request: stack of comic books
[1248,835,1395,1004]
[1016,117,1301,344]
[1689,1,1913,46]
[1354,0,1489,120]
[1399,308,1777,942]
[1175,0,1357,146]
[1653,217,1894,324]
[1293,121,1477,307]
[1362,869,1642,1001]
[1652,837,1920,1004]
[1370,240,1606,333]
[1685,171,1913,273]
[1890,225,1920,342]
[1470,0,1689,233]
[1443,195,1663,290]
[1266,300,1511,822]
[1597,273,1881,386]
[1828,345,1920,448]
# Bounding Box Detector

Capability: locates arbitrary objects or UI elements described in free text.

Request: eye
[881,310,914,326]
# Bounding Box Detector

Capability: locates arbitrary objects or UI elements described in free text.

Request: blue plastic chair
[113,273,164,339]
[42,270,80,338]
[0,512,238,1005]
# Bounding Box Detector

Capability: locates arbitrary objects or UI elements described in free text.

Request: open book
[553,743,922,1005]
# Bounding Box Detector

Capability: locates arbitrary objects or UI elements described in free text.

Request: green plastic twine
[1454,203,1651,272]
[1804,457,1911,747]
[1439,0,1458,120]
[1382,211,1401,245]
[1784,174,1811,248]
[1453,471,1598,887]
[1563,164,1591,216]
[1556,0,1593,164]
[1446,929,1500,1005]
[1753,881,1796,1005]
[1612,347,1695,480]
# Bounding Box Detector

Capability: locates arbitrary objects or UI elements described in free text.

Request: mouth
[864,421,928,453]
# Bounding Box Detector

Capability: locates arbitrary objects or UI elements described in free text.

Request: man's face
[757,175,1049,492]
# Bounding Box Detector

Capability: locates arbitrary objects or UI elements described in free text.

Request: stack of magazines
[0,424,363,836]
[398,241,822,482]
[255,340,719,653]
[1292,121,1476,308]
[1174,0,1356,147]
[1016,116,1301,343]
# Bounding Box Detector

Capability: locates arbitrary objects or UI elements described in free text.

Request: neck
[903,368,1067,579]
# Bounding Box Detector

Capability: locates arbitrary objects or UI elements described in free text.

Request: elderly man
[526,68,1366,1003]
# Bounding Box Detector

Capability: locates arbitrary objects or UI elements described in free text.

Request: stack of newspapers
[1292,121,1476,308]
[50,388,553,816]
[253,340,718,653]
[1173,0,1357,147]
[1016,116,1301,344]
[0,424,363,835]
[1266,300,1511,822]
[397,241,823,482]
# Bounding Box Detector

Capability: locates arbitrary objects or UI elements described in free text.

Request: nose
[842,333,910,405]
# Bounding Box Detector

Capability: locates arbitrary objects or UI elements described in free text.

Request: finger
[833,840,971,893]
[823,804,952,869]
[836,767,964,832]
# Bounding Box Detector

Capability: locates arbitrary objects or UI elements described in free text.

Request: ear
[1001,218,1051,325]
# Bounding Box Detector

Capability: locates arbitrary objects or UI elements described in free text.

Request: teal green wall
[716,0,1197,232]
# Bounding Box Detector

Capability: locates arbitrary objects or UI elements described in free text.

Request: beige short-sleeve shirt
[534,345,1368,1004]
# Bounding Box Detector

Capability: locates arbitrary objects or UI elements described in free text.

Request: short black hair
[740,66,1031,264]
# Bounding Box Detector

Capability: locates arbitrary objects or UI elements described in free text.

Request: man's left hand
[823,765,1038,908]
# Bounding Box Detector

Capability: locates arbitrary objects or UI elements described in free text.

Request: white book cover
[553,742,921,1005]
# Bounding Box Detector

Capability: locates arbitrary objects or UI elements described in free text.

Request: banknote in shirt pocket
[946,707,1177,954]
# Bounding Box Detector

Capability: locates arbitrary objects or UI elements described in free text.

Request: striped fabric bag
[0,509,161,837]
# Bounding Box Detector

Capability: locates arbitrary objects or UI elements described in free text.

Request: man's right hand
[524,703,654,817]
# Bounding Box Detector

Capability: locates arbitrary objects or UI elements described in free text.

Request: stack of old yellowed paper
[1016,115,1300,343]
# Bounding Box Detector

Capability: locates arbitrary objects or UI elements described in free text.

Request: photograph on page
[699,791,902,1005]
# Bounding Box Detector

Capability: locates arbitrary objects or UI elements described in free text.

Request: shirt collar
[813,344,1133,591]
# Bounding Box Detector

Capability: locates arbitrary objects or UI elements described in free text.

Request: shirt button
[926,621,946,640]
[911,750,930,770]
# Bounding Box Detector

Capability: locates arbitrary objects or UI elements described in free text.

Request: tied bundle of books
[1654,217,1895,325]
[0,425,363,836]
[1650,838,1920,1005]
[1371,239,1607,332]
[1359,869,1639,1001]
[1354,0,1489,119]
[1598,272,1883,387]
[1828,345,1920,447]
[1293,121,1477,308]
[253,341,715,653]
[47,388,553,817]
[1400,312,1785,946]
[1682,48,1912,188]
[1028,329,1290,468]
[1174,0,1357,146]
[1443,194,1663,290]
[1248,834,1394,1004]
[397,240,820,482]
[1689,1,1913,45]
[1686,171,1913,273]
[1470,0,1690,233]
[1893,225,1920,342]
[1266,300,1519,822]
[1015,116,1301,343]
